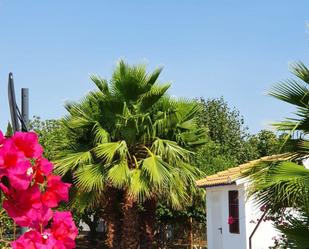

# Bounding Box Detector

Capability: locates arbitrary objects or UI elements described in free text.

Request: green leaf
[94,141,128,163]
[107,161,130,188]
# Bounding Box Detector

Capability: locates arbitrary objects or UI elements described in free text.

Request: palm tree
[247,62,309,248]
[55,61,206,249]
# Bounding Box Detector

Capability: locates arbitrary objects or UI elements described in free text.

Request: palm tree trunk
[104,186,122,249]
[140,198,157,249]
[121,190,140,249]
[188,217,193,249]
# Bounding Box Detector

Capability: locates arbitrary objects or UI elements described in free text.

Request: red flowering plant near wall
[0,131,78,249]
[227,216,234,225]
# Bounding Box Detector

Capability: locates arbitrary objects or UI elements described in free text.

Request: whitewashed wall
[206,183,279,249]
[244,184,279,249]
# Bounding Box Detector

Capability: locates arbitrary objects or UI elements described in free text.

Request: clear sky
[0,0,308,133]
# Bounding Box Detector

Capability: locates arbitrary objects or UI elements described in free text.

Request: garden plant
[0,131,78,248]
[55,60,206,249]
[247,62,309,249]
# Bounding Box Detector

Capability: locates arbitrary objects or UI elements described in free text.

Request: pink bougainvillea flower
[0,140,24,168]
[0,140,32,190]
[50,211,78,249]
[11,230,42,249]
[33,157,53,184]
[27,205,53,230]
[11,230,58,249]
[41,175,71,208]
[12,132,43,158]
[0,130,5,145]
[0,130,77,248]
[3,185,43,227]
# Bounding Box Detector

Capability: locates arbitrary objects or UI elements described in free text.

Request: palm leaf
[55,150,93,175]
[140,148,171,186]
[107,161,130,188]
[94,141,128,163]
[74,164,106,192]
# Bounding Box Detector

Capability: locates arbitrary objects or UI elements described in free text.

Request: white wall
[244,185,279,249]
[206,184,247,249]
[206,183,279,249]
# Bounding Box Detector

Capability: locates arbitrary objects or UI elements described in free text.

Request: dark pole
[249,210,267,249]
[21,88,29,131]
[8,73,20,132]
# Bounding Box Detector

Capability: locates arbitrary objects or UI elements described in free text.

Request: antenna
[8,73,29,133]
[8,73,20,132]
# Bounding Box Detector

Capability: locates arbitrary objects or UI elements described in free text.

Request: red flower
[0,130,77,248]
[12,132,43,158]
[41,175,71,208]
[0,131,5,145]
[11,230,58,249]
[0,140,32,190]
[50,211,78,249]
[3,185,43,227]
[33,157,53,184]
[228,216,234,225]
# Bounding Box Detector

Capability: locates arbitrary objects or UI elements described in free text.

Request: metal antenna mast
[8,73,29,133]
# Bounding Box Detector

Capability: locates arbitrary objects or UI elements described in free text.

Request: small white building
[197,155,289,249]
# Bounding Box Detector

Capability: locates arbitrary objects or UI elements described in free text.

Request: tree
[154,98,283,248]
[247,62,309,248]
[29,116,66,161]
[195,98,279,175]
[55,61,206,249]
[5,122,13,137]
[247,129,287,157]
[196,98,287,174]
[196,97,258,165]
[194,136,237,175]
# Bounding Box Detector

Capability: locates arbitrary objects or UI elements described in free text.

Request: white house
[196,154,291,249]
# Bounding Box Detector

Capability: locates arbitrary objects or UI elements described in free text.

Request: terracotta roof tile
[196,154,293,188]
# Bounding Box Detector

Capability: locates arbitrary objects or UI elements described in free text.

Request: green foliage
[0,193,15,248]
[277,210,309,249]
[29,116,67,161]
[269,62,309,134]
[194,137,236,175]
[195,97,284,175]
[56,60,206,211]
[5,122,13,137]
[246,160,309,211]
[196,97,254,164]
[248,130,289,157]
[247,61,309,247]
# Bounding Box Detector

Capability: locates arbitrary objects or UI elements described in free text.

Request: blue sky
[0,0,308,133]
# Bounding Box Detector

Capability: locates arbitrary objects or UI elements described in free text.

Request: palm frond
[92,122,110,144]
[128,168,150,201]
[140,148,171,187]
[290,61,309,84]
[90,75,110,95]
[139,84,171,112]
[94,141,128,163]
[247,160,309,212]
[55,150,93,175]
[74,164,106,192]
[269,79,309,108]
[107,161,130,188]
[151,138,192,164]
[146,67,163,86]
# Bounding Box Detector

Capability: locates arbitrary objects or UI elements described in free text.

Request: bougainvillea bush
[0,131,78,249]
